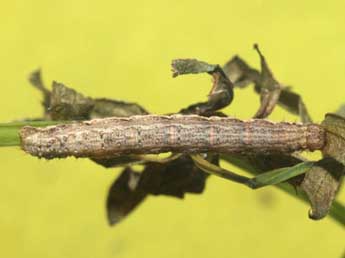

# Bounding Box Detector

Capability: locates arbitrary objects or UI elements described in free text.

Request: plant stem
[0,121,61,146]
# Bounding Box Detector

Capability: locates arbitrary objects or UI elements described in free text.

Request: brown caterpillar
[19,115,326,159]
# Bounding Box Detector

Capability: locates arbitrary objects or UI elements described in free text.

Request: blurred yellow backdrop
[0,0,344,257]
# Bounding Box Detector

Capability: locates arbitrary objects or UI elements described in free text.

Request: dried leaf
[28,69,51,115]
[172,59,234,115]
[322,113,345,165]
[302,113,345,219]
[140,155,214,198]
[171,59,217,77]
[278,89,312,123]
[106,155,216,225]
[252,44,282,118]
[107,167,147,225]
[254,88,281,119]
[28,70,149,121]
[222,55,260,88]
[300,157,343,220]
[223,50,311,122]
[91,98,148,118]
[49,81,94,120]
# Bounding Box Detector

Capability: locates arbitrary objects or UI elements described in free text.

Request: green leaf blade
[249,161,314,189]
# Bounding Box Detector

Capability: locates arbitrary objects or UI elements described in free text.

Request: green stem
[0,121,62,146]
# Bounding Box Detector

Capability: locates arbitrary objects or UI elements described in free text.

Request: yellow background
[0,0,344,257]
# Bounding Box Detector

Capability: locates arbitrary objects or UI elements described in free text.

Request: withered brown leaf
[223,55,260,88]
[222,47,312,122]
[322,113,345,166]
[50,81,94,120]
[91,98,148,118]
[172,59,233,115]
[278,90,312,123]
[252,44,282,119]
[140,155,213,197]
[106,155,217,225]
[107,167,146,225]
[28,71,148,121]
[301,157,343,220]
[28,70,51,117]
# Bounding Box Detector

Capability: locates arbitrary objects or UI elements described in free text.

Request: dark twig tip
[28,69,42,85]
[253,43,263,57]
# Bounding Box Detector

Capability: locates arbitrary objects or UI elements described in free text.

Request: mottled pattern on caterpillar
[20,115,326,159]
